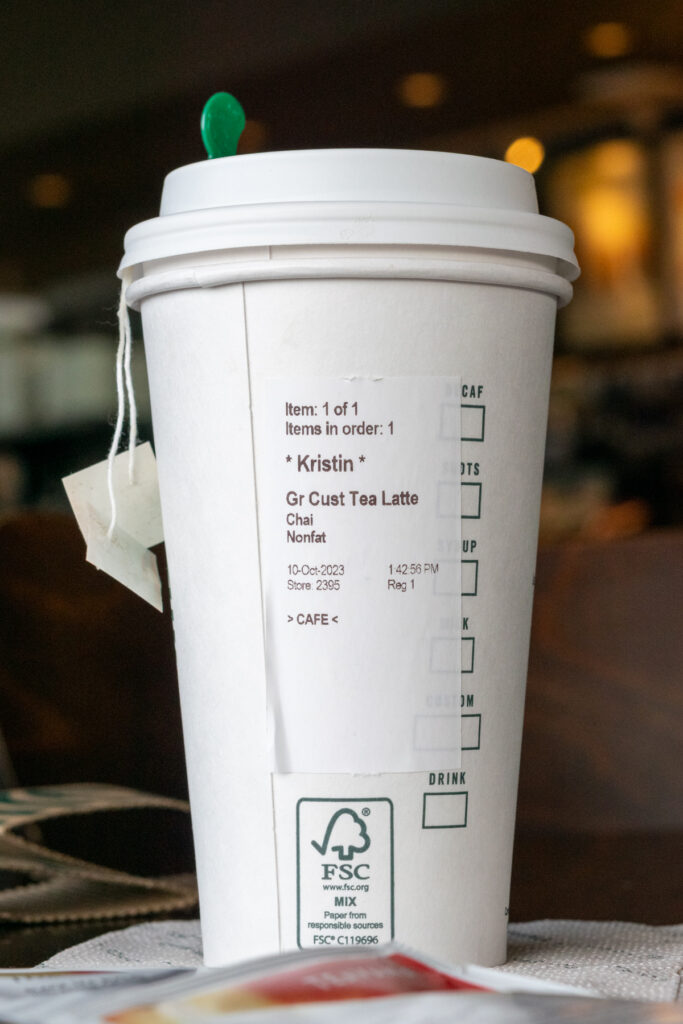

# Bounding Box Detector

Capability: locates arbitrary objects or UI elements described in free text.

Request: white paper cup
[120,149,578,967]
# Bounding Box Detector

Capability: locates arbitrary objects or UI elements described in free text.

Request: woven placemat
[0,784,197,922]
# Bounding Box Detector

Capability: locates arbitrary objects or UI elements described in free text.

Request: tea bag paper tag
[62,442,164,610]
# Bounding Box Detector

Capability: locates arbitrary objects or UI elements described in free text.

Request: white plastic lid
[120,148,579,281]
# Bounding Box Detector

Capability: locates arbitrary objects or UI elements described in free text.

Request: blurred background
[1,0,681,537]
[0,0,681,829]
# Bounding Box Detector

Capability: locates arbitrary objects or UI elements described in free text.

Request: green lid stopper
[201,92,246,159]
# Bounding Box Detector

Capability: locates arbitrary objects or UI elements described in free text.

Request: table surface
[0,828,680,969]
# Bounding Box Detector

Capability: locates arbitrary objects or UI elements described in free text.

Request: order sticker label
[297,797,394,950]
[252,377,462,773]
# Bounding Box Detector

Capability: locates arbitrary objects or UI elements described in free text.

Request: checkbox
[429,637,474,674]
[433,560,478,596]
[462,714,481,750]
[422,791,468,828]
[461,559,478,596]
[461,482,482,519]
[462,637,475,673]
[461,405,485,442]
[439,404,486,442]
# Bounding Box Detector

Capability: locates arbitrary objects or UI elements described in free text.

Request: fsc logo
[297,797,394,949]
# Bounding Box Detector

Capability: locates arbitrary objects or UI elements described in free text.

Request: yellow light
[397,72,448,109]
[504,137,545,174]
[584,22,634,58]
[577,183,649,282]
[27,172,72,209]
[547,139,651,290]
[577,141,648,270]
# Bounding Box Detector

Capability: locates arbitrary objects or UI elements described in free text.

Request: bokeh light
[504,136,545,174]
[396,72,448,109]
[239,119,268,153]
[584,22,634,59]
[27,173,73,209]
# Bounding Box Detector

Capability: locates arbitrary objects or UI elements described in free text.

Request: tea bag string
[107,269,138,538]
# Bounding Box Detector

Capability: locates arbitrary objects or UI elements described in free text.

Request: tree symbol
[311,808,371,861]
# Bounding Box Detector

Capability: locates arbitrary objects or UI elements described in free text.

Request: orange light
[239,119,267,153]
[397,72,448,109]
[27,172,72,209]
[584,22,634,58]
[504,137,545,174]
[592,138,642,181]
